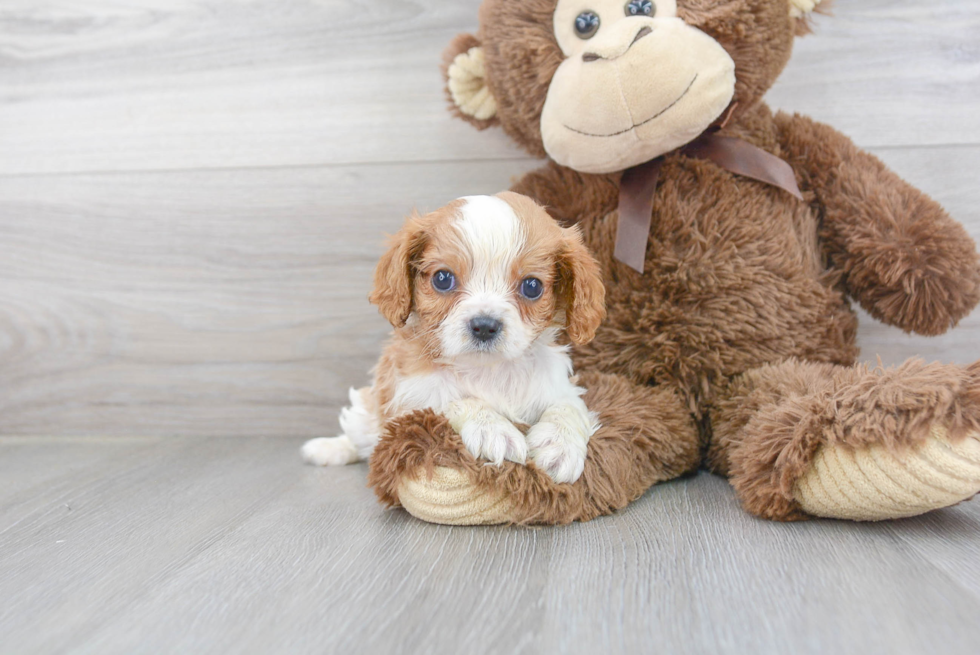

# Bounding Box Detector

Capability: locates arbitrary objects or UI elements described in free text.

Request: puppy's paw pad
[301,437,358,466]
[527,423,586,484]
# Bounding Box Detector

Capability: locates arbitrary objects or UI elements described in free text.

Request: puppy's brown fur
[366,192,604,425]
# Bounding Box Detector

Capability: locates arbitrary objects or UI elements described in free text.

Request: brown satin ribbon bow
[613,133,805,273]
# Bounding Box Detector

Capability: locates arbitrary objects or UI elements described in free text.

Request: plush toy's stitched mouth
[562,74,699,138]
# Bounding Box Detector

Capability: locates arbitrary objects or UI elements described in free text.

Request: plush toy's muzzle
[542,7,735,174]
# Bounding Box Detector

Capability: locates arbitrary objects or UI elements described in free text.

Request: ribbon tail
[685,134,804,201]
[614,158,663,274]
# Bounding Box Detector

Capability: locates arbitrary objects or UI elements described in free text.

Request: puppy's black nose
[469,315,502,343]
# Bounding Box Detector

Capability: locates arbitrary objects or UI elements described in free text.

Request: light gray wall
[0,0,977,437]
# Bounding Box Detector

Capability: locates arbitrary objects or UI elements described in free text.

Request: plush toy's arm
[775,112,980,336]
[509,161,620,227]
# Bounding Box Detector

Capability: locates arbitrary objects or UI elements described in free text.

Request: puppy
[301,192,606,483]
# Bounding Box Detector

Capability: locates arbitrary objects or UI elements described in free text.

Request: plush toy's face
[445,0,822,174]
[543,0,735,173]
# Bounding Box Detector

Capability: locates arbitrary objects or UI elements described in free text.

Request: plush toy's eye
[432,270,456,293]
[574,11,601,39]
[624,0,655,17]
[520,277,544,300]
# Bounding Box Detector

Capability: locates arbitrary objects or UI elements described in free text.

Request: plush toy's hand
[445,399,527,466]
[838,208,980,336]
[527,403,597,484]
[776,112,980,335]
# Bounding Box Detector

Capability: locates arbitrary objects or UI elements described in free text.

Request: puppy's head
[370,192,605,361]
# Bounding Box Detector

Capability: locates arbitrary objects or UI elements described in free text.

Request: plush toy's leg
[710,359,980,521]
[367,372,701,525]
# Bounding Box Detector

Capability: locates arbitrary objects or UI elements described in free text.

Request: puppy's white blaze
[455,195,526,296]
[441,195,533,358]
[455,195,526,265]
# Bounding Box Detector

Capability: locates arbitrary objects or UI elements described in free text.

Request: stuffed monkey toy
[367,0,980,525]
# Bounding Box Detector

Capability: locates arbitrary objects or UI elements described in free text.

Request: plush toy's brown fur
[369,371,701,524]
[369,0,980,523]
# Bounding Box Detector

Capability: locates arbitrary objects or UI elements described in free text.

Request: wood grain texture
[0,0,977,176]
[0,148,976,437]
[0,437,301,652]
[0,0,978,437]
[1,437,979,654]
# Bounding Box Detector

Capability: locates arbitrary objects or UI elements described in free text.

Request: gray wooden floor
[3,438,980,654]
[1,1,980,653]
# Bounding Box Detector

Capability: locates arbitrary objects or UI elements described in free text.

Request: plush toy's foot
[398,467,514,526]
[793,426,980,521]
[714,358,980,522]
[368,372,701,525]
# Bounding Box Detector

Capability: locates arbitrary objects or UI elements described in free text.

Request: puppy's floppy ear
[443,33,498,128]
[556,226,606,346]
[370,213,427,328]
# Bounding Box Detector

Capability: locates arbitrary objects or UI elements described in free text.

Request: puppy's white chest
[390,342,575,425]
[453,362,547,423]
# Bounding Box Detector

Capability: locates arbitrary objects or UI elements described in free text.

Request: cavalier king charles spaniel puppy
[301,192,606,483]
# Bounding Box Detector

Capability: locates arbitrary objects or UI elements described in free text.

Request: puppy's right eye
[520,277,544,300]
[432,269,456,293]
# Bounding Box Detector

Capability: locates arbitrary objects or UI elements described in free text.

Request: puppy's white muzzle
[441,296,529,360]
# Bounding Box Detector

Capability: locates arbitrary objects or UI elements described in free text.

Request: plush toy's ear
[790,0,830,36]
[442,33,499,129]
[369,213,428,328]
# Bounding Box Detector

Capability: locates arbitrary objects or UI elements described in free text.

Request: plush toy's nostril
[582,26,653,63]
[469,315,502,343]
[631,26,653,47]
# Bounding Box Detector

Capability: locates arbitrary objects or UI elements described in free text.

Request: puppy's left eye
[520,277,544,300]
[432,269,456,293]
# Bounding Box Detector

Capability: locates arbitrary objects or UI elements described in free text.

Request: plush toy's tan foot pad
[793,427,980,521]
[397,467,515,526]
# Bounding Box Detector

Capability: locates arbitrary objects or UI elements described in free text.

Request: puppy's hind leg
[301,436,359,466]
[301,387,381,466]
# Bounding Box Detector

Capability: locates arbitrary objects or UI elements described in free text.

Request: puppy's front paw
[456,412,527,467]
[301,436,359,466]
[527,421,588,484]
